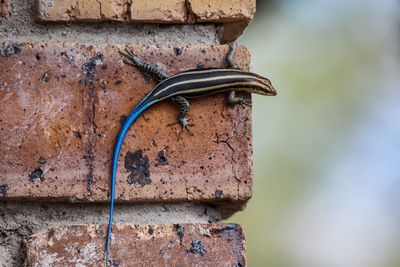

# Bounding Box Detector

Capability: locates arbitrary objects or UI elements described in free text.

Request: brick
[187,0,255,22]
[36,0,255,43]
[0,0,8,20]
[25,223,246,266]
[130,0,188,23]
[37,0,128,21]
[0,41,253,216]
[219,21,251,44]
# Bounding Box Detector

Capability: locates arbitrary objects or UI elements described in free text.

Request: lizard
[105,43,276,266]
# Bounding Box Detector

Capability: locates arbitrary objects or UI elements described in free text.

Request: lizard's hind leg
[120,49,169,81]
[228,91,252,107]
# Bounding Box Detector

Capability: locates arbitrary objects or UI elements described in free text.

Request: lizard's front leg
[120,49,169,81]
[228,91,252,107]
[225,41,252,106]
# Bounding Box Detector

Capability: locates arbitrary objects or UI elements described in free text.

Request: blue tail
[105,101,153,266]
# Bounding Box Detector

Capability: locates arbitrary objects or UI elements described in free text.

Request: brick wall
[0,0,256,266]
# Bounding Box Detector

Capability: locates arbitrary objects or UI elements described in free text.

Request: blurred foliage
[228,1,400,267]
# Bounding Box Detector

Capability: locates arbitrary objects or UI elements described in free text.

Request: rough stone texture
[130,0,188,23]
[37,0,128,21]
[38,0,255,23]
[36,0,256,43]
[0,0,8,20]
[25,223,246,266]
[0,202,220,267]
[1,0,218,45]
[187,0,256,22]
[0,41,253,214]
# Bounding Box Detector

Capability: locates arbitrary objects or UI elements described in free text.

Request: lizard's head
[250,73,277,96]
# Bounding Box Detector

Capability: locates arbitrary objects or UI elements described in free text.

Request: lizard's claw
[228,97,252,107]
[119,49,139,66]
[168,118,194,139]
[239,98,252,107]
[179,117,194,131]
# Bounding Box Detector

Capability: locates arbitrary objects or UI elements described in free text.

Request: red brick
[186,0,255,22]
[130,0,188,23]
[25,223,246,266]
[36,0,255,43]
[37,0,128,21]
[0,0,8,20]
[0,41,253,215]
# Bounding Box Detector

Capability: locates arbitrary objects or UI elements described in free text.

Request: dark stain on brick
[28,168,44,182]
[0,184,9,196]
[0,43,21,57]
[174,47,183,56]
[173,224,185,245]
[119,114,127,126]
[124,150,151,187]
[214,190,224,199]
[189,240,206,256]
[82,53,102,195]
[82,52,103,85]
[155,148,169,166]
[111,260,120,267]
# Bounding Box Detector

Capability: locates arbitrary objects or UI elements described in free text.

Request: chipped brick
[37,0,129,21]
[25,224,247,266]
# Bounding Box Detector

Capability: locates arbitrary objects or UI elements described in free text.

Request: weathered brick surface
[36,0,255,42]
[187,0,256,22]
[38,0,255,23]
[37,0,129,21]
[0,41,253,214]
[0,0,8,20]
[130,0,188,23]
[25,223,246,266]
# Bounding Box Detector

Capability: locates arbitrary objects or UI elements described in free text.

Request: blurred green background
[229,1,400,266]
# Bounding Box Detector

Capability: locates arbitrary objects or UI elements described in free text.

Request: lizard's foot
[228,91,252,107]
[179,117,193,131]
[119,49,169,81]
[119,49,140,66]
[168,118,194,131]
[229,97,252,107]
[168,118,194,139]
